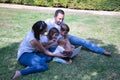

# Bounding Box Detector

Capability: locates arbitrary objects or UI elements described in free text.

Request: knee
[36,64,48,72]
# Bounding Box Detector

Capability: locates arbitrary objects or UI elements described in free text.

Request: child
[53,38,72,64]
[40,27,59,49]
[58,24,75,53]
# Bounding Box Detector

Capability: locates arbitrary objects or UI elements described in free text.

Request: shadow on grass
[0,39,119,80]
[71,37,120,80]
[0,42,22,80]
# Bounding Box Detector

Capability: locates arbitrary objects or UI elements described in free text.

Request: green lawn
[0,8,120,80]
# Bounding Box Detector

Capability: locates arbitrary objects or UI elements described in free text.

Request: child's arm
[42,39,58,48]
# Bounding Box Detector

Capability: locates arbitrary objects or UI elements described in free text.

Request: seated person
[53,38,72,64]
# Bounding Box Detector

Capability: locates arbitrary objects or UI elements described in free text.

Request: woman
[12,21,64,80]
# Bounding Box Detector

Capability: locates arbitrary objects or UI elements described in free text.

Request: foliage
[0,0,120,11]
[34,0,49,6]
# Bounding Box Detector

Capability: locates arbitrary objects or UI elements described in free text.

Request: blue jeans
[18,52,52,75]
[68,35,104,54]
[49,46,57,52]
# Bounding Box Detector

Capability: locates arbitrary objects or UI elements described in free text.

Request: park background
[0,0,120,80]
[0,0,120,11]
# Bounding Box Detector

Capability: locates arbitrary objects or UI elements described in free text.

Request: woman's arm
[30,40,65,57]
[46,41,58,48]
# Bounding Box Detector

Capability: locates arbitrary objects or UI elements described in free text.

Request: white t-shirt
[53,45,68,64]
[40,35,48,43]
[53,45,65,55]
[17,30,37,60]
[45,18,64,32]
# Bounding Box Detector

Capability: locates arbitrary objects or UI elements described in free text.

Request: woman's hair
[61,24,70,32]
[32,21,47,40]
[54,9,65,17]
[47,27,59,40]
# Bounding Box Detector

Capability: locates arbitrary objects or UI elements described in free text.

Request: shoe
[103,51,111,56]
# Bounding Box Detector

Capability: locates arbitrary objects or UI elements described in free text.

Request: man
[45,9,111,56]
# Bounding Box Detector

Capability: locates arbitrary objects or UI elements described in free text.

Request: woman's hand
[51,38,57,42]
[54,53,67,58]
[45,51,67,58]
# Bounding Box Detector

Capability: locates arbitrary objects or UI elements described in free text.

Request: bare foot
[11,70,21,80]
[66,59,72,64]
[104,51,111,56]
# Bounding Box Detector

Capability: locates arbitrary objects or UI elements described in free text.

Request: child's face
[60,29,68,36]
[52,33,59,40]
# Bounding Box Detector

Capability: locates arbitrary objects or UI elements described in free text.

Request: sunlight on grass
[0,8,120,80]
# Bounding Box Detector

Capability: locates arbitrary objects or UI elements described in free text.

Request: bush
[10,0,22,4]
[0,0,10,3]
[34,0,49,6]
[0,0,120,11]
[21,0,34,5]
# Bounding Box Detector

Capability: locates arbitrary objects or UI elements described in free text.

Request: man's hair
[54,9,65,17]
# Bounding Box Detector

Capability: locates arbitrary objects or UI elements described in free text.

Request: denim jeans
[18,52,52,75]
[68,35,104,54]
[49,46,57,52]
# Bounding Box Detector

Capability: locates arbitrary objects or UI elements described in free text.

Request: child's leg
[53,57,67,64]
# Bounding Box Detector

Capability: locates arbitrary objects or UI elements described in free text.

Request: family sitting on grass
[12,9,111,80]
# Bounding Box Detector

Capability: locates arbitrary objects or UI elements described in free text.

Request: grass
[0,7,120,80]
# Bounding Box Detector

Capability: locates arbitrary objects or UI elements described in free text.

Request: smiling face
[54,13,64,25]
[47,27,59,40]
[52,33,59,40]
[60,24,69,36]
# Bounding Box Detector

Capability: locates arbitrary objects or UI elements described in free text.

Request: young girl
[40,27,73,64]
[40,27,59,50]
[52,24,76,64]
[58,24,75,52]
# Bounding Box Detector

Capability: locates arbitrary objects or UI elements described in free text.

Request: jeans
[49,46,57,52]
[68,35,104,54]
[18,52,52,75]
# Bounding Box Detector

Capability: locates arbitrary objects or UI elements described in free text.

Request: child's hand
[54,53,67,58]
[63,50,72,54]
[49,39,57,43]
[63,50,73,57]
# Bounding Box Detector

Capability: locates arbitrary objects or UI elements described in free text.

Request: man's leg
[68,35,104,54]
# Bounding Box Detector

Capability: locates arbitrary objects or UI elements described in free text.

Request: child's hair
[47,27,59,40]
[32,21,47,40]
[57,38,66,45]
[61,24,70,32]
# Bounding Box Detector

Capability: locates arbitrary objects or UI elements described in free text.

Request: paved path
[0,3,120,16]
